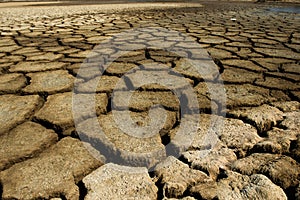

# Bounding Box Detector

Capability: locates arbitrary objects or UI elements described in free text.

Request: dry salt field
[0,1,299,199]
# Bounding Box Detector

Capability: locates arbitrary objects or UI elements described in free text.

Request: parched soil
[0,1,299,200]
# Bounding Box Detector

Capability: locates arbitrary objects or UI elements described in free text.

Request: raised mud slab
[0,1,299,200]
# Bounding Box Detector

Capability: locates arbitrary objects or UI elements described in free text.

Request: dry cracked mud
[0,1,299,200]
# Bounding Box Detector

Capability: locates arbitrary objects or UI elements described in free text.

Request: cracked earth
[0,1,299,200]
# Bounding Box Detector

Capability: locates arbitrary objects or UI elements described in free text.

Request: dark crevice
[145,48,151,59]
[289,139,298,153]
[107,95,112,113]
[178,154,192,166]
[287,91,300,102]
[212,57,224,74]
[285,186,297,200]
[66,68,77,77]
[0,181,3,199]
[154,176,165,200]
[37,92,49,102]
[59,194,67,200]
[23,73,31,87]
[78,180,88,200]
[32,118,65,140]
[160,132,171,146]
[287,32,293,44]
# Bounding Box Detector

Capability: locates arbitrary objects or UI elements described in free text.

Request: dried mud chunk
[218,118,262,157]
[76,76,123,93]
[280,111,300,131]
[112,91,180,111]
[0,94,42,135]
[77,112,166,168]
[34,92,107,133]
[232,153,300,189]
[255,76,300,90]
[217,171,287,200]
[154,156,210,198]
[0,121,58,171]
[228,104,284,133]
[9,62,68,72]
[252,127,297,154]
[271,101,300,112]
[23,70,74,94]
[0,137,104,200]
[83,163,157,200]
[0,73,27,93]
[183,142,237,180]
[221,67,263,84]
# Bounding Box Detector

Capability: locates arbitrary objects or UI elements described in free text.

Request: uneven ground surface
[0,1,299,200]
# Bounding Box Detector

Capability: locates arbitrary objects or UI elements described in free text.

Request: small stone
[154,156,210,198]
[0,94,42,135]
[0,137,104,200]
[23,70,74,94]
[0,73,27,93]
[232,153,300,189]
[9,62,68,72]
[83,163,157,200]
[0,121,58,170]
[228,104,284,133]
